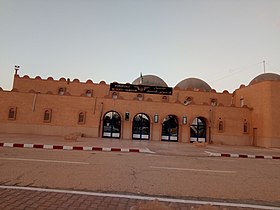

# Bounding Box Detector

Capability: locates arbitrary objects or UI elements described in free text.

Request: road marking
[24,144,34,148]
[150,166,236,173]
[145,154,177,158]
[140,148,156,154]
[43,144,53,149]
[102,147,111,152]
[3,143,13,147]
[196,157,236,162]
[83,146,93,151]
[0,157,89,165]
[63,145,73,150]
[0,185,279,210]
[121,148,129,152]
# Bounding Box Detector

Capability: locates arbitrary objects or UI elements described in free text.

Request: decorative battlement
[12,74,109,98]
[16,74,107,85]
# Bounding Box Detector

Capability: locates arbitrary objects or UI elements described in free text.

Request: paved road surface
[0,147,280,209]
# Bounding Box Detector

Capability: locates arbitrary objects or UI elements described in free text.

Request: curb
[0,142,153,153]
[205,151,280,160]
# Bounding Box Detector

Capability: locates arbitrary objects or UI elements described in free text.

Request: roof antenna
[14,65,20,76]
[263,60,266,73]
[140,72,143,84]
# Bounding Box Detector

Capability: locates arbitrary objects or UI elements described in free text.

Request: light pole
[14,65,20,76]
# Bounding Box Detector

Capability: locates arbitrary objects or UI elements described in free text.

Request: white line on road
[0,157,89,165]
[141,148,156,154]
[0,185,279,210]
[150,166,236,173]
[196,157,236,162]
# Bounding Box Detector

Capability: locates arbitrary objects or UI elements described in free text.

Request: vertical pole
[14,65,20,76]
[263,60,266,73]
[98,102,104,138]
[140,72,143,84]
[32,93,38,112]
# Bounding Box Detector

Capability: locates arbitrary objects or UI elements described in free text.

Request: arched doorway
[161,115,178,142]
[190,117,206,143]
[102,111,121,138]
[132,113,150,140]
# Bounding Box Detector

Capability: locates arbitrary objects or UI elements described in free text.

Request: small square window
[78,112,86,124]
[8,107,17,120]
[43,109,52,123]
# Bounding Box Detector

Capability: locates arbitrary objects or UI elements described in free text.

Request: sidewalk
[0,133,280,159]
[2,185,279,210]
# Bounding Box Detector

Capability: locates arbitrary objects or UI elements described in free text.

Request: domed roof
[249,73,280,85]
[132,75,168,87]
[175,78,211,92]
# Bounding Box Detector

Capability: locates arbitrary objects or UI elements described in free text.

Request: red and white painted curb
[0,142,154,154]
[205,151,280,160]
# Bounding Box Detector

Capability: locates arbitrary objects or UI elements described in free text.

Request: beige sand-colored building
[1,70,279,148]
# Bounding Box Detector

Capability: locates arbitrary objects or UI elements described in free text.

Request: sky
[0,0,280,92]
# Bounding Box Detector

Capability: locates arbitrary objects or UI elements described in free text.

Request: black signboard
[110,83,173,95]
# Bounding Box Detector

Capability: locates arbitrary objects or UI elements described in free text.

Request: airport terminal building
[0,70,279,148]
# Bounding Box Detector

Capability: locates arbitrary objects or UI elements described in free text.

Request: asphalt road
[0,147,279,207]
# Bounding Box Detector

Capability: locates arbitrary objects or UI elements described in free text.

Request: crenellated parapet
[12,74,109,97]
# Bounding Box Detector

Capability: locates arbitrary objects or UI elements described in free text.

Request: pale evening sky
[0,0,279,92]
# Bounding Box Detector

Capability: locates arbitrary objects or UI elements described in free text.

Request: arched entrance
[190,117,206,143]
[102,111,121,138]
[132,113,150,140]
[161,115,178,142]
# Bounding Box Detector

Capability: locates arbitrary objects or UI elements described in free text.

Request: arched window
[218,120,224,132]
[78,112,86,124]
[161,115,178,142]
[43,109,52,123]
[132,113,150,140]
[190,117,207,143]
[137,94,143,101]
[8,107,17,120]
[162,96,168,102]
[243,121,249,133]
[211,98,217,106]
[240,97,244,107]
[85,90,92,97]
[112,92,118,99]
[58,88,66,95]
[102,111,121,138]
[183,97,192,105]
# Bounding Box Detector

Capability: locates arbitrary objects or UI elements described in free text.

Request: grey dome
[249,73,280,85]
[132,75,168,87]
[175,78,211,92]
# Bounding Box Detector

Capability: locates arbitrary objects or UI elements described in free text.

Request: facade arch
[102,111,121,138]
[161,115,179,142]
[132,113,150,140]
[190,116,208,143]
